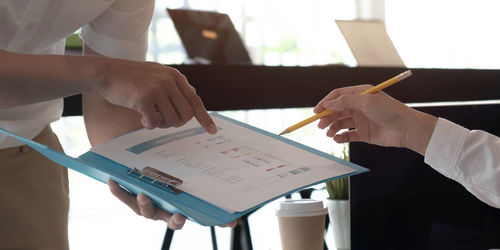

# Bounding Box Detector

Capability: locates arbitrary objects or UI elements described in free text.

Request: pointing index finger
[175,74,217,134]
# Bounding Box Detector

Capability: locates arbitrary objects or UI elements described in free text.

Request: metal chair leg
[210,226,218,250]
[161,228,175,250]
[161,226,219,250]
[230,216,253,250]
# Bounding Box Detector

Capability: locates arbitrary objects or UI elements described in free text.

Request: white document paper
[92,114,356,212]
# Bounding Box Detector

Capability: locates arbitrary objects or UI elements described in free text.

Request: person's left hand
[107,180,237,229]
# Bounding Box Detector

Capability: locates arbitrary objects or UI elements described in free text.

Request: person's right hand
[313,84,437,155]
[94,59,216,133]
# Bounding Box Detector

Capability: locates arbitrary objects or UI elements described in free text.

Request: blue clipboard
[0,113,368,226]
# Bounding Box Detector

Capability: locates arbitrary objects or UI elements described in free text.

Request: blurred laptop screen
[167,8,252,64]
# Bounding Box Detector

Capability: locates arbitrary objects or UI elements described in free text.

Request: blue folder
[0,113,368,226]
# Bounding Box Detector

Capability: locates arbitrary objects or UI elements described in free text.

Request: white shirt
[425,118,500,208]
[0,0,154,148]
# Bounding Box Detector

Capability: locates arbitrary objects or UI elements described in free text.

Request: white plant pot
[326,198,350,250]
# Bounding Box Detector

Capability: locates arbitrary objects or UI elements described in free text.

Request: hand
[107,180,237,229]
[95,59,217,133]
[108,179,186,229]
[313,84,437,155]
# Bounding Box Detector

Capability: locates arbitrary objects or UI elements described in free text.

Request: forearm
[0,49,102,108]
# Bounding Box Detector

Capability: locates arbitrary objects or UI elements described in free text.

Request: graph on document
[219,145,292,172]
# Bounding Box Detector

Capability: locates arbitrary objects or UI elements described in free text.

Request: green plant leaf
[325,144,349,200]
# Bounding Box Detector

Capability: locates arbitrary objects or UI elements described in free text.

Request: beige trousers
[0,126,69,250]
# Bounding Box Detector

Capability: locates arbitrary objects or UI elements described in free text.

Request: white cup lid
[275,199,327,217]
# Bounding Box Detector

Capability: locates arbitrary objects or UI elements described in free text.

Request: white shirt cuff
[424,118,469,179]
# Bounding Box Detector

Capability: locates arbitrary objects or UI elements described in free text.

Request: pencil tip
[278,131,286,136]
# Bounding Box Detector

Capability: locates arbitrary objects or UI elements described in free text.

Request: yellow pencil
[278,70,412,136]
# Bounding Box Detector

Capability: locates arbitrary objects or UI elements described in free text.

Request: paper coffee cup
[276,199,327,250]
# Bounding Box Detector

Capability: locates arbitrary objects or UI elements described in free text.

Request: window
[148,0,358,66]
[386,0,500,69]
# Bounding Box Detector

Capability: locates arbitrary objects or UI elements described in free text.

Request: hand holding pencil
[279,69,438,155]
[279,70,412,135]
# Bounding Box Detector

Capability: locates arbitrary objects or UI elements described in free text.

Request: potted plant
[325,145,350,250]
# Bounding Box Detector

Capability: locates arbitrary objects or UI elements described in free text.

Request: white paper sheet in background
[336,20,405,67]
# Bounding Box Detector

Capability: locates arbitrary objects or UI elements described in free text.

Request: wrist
[77,55,109,93]
[404,110,438,156]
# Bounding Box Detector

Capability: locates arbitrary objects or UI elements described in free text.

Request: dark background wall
[350,104,500,250]
[63,65,500,115]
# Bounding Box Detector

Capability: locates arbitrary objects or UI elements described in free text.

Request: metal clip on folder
[127,166,183,194]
